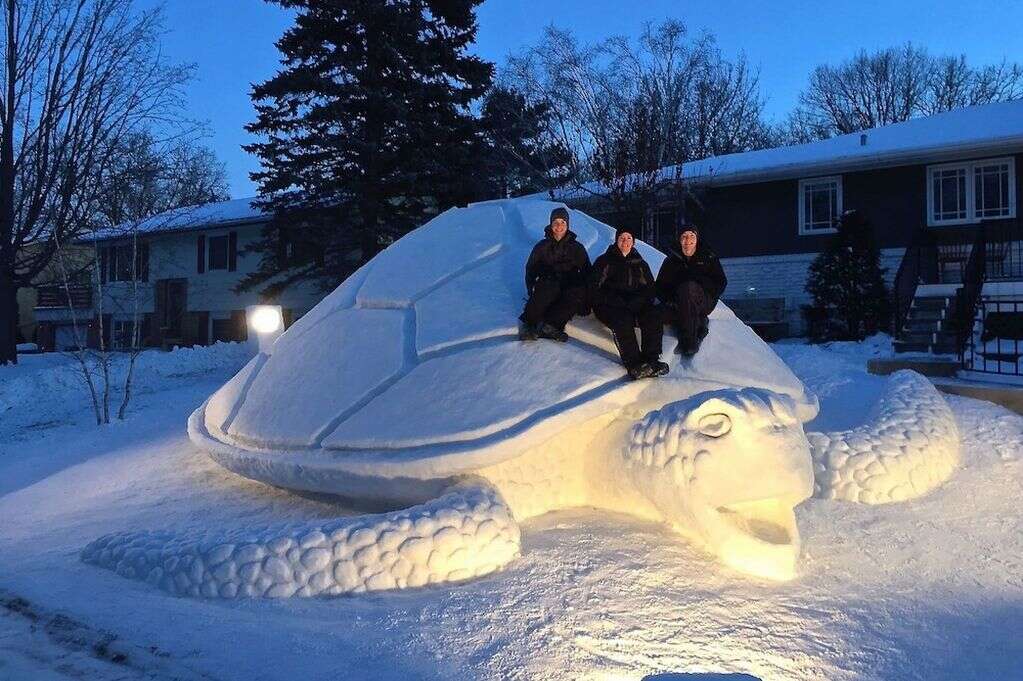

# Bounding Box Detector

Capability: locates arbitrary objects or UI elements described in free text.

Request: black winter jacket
[655,245,727,306]
[590,244,656,310]
[524,227,591,291]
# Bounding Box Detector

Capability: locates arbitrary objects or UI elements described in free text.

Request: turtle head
[621,388,814,580]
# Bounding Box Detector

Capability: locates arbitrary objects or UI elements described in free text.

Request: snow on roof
[557,99,1023,199]
[88,196,267,242]
[686,98,1023,185]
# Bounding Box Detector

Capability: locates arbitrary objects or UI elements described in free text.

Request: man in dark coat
[519,207,591,342]
[590,228,667,380]
[656,224,727,356]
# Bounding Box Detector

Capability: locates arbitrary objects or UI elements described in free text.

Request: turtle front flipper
[808,370,960,504]
[81,479,520,598]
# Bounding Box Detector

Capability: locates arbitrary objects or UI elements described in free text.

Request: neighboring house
[33,198,326,352]
[565,99,1023,378]
[15,241,92,346]
[16,286,36,344]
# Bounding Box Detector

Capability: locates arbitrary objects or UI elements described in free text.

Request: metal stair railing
[892,229,935,338]
[955,224,988,363]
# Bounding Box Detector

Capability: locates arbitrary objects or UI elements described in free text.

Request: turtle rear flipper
[81,480,520,598]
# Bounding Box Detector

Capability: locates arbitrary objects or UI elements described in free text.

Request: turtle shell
[190,199,817,488]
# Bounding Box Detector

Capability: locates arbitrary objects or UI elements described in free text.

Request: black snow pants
[520,278,587,330]
[662,281,716,353]
[593,302,663,369]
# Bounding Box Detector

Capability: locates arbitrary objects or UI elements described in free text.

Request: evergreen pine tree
[241,0,493,296]
[805,209,891,340]
[476,87,572,198]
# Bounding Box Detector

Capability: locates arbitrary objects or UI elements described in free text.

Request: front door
[155,278,187,340]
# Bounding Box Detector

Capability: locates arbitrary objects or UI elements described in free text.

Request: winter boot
[627,363,655,380]
[649,360,669,377]
[519,323,538,341]
[538,322,568,342]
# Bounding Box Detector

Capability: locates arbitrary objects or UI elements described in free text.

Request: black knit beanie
[679,223,699,239]
[615,226,635,242]
[549,207,570,226]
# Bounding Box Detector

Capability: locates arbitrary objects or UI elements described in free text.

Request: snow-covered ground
[1,344,252,442]
[1,338,1021,680]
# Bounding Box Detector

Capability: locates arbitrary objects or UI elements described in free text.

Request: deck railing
[892,230,930,335]
[983,219,1023,281]
[961,297,1023,377]
[34,284,92,309]
[892,218,1022,335]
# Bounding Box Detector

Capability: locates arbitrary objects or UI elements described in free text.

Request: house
[16,286,36,344]
[33,197,326,351]
[15,241,92,347]
[566,99,1023,378]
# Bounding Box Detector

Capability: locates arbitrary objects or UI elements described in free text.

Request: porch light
[247,304,284,352]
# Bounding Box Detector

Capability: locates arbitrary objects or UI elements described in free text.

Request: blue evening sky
[140,0,1023,199]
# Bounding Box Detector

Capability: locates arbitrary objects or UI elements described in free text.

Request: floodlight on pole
[246,304,284,353]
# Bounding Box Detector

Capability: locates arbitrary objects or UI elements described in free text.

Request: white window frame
[926,157,1016,227]
[798,176,843,236]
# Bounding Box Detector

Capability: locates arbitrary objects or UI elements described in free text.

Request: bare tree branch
[1,0,194,364]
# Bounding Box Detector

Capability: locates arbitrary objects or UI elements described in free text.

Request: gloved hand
[601,293,626,309]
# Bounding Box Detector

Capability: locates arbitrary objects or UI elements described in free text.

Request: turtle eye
[698,413,731,438]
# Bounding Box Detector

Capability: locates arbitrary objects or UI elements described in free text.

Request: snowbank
[0,343,253,441]
[0,335,1020,679]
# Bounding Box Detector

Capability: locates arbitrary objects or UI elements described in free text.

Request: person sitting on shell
[519,207,591,342]
[590,227,668,380]
[656,222,727,357]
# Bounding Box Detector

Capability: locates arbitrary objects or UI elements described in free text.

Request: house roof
[557,99,1023,199]
[87,196,267,242]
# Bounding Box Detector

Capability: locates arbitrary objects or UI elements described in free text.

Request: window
[931,166,968,222]
[104,242,148,282]
[927,158,1016,226]
[975,161,1013,219]
[277,228,322,268]
[113,320,137,349]
[798,177,842,235]
[211,316,245,343]
[208,235,229,270]
[644,209,682,252]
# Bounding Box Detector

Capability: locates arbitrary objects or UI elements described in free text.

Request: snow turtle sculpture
[81,199,959,599]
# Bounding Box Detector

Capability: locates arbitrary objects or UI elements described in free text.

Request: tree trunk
[0,272,17,365]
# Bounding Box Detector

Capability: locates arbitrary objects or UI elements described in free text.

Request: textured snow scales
[808,370,960,504]
[620,388,813,580]
[81,483,519,598]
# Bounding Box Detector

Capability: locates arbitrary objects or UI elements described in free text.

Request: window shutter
[197,235,206,274]
[139,242,149,282]
[100,247,108,284]
[231,309,248,342]
[228,231,238,272]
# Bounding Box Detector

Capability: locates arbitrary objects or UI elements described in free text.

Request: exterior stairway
[893,295,960,355]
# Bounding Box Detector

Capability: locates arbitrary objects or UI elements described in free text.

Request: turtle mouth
[699,495,803,581]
